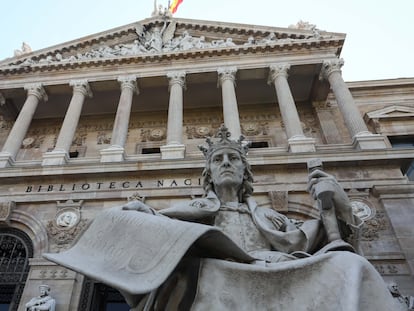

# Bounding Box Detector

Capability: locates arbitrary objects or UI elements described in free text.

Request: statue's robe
[44,194,398,310]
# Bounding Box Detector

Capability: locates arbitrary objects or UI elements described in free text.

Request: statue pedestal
[100,145,125,162]
[288,136,316,153]
[42,150,69,166]
[160,144,185,159]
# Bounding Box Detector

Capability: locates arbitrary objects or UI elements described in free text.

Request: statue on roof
[151,0,172,18]
[45,125,399,310]
[135,20,176,53]
[14,42,32,57]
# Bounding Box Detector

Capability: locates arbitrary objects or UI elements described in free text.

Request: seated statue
[25,284,56,311]
[45,126,398,310]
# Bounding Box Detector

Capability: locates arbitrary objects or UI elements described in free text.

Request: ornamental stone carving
[321,58,345,80]
[47,200,89,251]
[97,132,111,145]
[351,200,372,220]
[24,83,48,102]
[141,128,166,142]
[167,71,186,90]
[0,201,14,223]
[241,122,269,136]
[268,191,288,212]
[10,25,327,68]
[217,67,237,86]
[360,210,388,241]
[69,79,93,98]
[186,126,213,139]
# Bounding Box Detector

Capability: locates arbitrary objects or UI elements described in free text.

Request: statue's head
[199,125,253,201]
[387,282,400,296]
[39,284,50,296]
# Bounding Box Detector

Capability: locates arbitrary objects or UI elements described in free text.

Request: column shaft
[1,84,47,158]
[166,71,186,145]
[322,59,369,137]
[110,76,138,148]
[269,64,304,139]
[54,80,92,152]
[218,67,241,139]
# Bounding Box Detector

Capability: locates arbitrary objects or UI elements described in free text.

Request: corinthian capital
[24,83,48,102]
[217,67,237,87]
[69,80,93,98]
[321,58,344,80]
[167,71,186,90]
[118,75,139,94]
[268,63,290,84]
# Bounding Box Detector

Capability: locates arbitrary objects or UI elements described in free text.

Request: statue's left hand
[307,169,350,209]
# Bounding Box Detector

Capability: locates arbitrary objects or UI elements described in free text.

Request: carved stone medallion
[351,200,372,220]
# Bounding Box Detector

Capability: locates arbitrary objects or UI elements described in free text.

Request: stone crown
[198,125,249,159]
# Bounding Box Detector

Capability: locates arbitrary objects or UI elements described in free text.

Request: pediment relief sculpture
[3,18,336,70]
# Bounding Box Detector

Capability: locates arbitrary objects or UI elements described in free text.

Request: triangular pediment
[366,105,414,120]
[0,16,345,74]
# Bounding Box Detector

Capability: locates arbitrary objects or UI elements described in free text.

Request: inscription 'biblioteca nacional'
[24,178,202,193]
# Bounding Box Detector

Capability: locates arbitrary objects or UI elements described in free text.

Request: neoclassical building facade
[0,14,413,310]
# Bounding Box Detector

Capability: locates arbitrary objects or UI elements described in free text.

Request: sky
[0,0,413,82]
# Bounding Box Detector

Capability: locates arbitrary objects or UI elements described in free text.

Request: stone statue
[25,284,56,311]
[388,281,414,310]
[45,126,399,310]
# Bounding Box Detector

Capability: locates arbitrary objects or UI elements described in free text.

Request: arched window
[0,228,33,311]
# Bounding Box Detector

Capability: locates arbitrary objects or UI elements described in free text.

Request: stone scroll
[44,207,253,295]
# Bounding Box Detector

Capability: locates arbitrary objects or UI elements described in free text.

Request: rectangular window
[141,147,161,154]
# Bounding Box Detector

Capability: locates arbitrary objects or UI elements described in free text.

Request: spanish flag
[169,0,183,14]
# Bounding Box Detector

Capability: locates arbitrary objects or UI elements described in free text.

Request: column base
[42,150,69,166]
[0,152,14,168]
[352,133,388,150]
[100,146,125,163]
[160,144,186,160]
[288,136,316,153]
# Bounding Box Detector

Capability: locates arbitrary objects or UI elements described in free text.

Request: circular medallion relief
[196,126,211,137]
[351,201,372,220]
[22,137,35,148]
[150,128,165,141]
[243,123,258,135]
[56,211,79,228]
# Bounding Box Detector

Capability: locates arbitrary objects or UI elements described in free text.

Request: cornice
[0,147,412,179]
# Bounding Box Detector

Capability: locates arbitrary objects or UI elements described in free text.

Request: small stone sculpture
[388,281,414,310]
[25,284,56,311]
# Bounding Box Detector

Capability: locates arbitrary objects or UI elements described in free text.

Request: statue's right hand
[122,201,155,214]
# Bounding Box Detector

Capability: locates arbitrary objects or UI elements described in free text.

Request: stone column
[268,64,315,152]
[321,58,387,149]
[100,75,138,162]
[160,71,186,159]
[42,80,92,166]
[0,83,47,167]
[217,67,241,139]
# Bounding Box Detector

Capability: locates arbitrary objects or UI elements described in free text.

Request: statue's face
[210,148,245,189]
[39,287,48,296]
